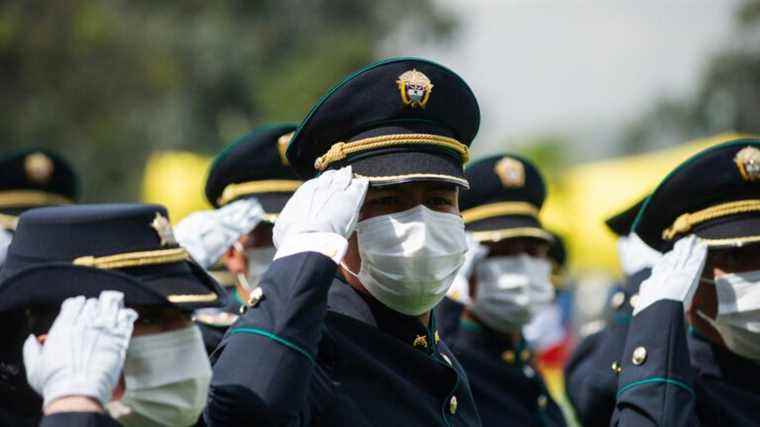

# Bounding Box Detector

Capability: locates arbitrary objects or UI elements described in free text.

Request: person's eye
[429,196,453,206]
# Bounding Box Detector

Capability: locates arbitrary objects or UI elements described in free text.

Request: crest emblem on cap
[150,213,177,247]
[494,157,525,188]
[24,152,54,184]
[735,146,760,182]
[277,131,294,166]
[397,69,433,108]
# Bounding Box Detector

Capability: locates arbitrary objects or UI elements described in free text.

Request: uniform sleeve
[39,412,121,427]
[204,251,338,427]
[611,300,698,427]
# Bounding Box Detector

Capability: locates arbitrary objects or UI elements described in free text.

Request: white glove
[617,233,663,276]
[0,228,11,266]
[175,198,265,268]
[273,167,368,260]
[24,291,138,408]
[447,234,489,305]
[633,235,707,316]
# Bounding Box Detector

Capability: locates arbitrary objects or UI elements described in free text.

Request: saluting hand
[23,291,138,410]
[633,235,708,316]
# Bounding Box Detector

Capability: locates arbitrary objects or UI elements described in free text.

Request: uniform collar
[688,327,760,388]
[327,274,440,353]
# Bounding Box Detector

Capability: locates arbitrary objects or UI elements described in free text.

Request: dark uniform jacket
[205,251,481,426]
[610,298,760,426]
[564,268,647,427]
[437,298,565,427]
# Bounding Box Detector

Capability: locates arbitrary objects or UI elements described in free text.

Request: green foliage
[0,0,455,201]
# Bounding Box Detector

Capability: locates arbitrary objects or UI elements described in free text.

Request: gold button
[632,346,647,365]
[629,293,640,309]
[413,335,428,349]
[611,291,625,309]
[449,395,458,414]
[435,330,441,344]
[501,350,515,364]
[441,353,452,366]
[611,361,622,375]
[520,349,531,362]
[537,394,548,409]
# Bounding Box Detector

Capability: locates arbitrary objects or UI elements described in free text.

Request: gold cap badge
[735,146,760,182]
[277,131,294,166]
[25,153,54,184]
[150,213,177,247]
[397,69,433,108]
[494,157,525,188]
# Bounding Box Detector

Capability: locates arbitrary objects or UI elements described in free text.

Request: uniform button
[441,353,453,366]
[449,395,458,414]
[611,291,625,309]
[629,293,640,309]
[611,361,622,375]
[413,335,428,349]
[537,394,548,409]
[632,346,647,365]
[501,350,515,364]
[523,365,535,378]
[434,330,441,344]
[520,349,531,362]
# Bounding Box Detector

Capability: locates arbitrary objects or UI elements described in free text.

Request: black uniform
[206,251,481,426]
[437,298,565,427]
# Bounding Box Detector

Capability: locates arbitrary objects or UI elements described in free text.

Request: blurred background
[4,1,760,420]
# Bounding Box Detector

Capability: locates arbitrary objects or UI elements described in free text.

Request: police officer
[205,57,482,426]
[174,124,302,353]
[611,137,760,425]
[436,154,566,426]
[0,149,79,427]
[0,204,226,426]
[564,196,662,427]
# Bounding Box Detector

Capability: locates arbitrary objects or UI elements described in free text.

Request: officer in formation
[436,154,566,426]
[6,55,760,427]
[0,149,79,426]
[0,204,226,427]
[564,196,661,427]
[174,124,302,353]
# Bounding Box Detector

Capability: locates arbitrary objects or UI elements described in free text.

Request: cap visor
[343,151,468,188]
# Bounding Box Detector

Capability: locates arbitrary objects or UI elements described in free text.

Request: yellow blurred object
[142,151,212,223]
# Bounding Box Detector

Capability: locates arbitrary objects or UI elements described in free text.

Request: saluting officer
[0,149,79,427]
[436,154,566,426]
[564,196,662,427]
[205,57,482,426]
[0,204,226,426]
[174,124,302,353]
[611,137,760,426]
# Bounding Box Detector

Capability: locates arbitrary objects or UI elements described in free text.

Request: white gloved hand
[447,234,489,305]
[633,235,707,316]
[274,166,369,247]
[174,198,265,268]
[24,291,138,408]
[0,228,12,266]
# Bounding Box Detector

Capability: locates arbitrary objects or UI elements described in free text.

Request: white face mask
[471,255,555,334]
[345,205,467,316]
[698,270,760,360]
[617,233,662,276]
[106,325,212,426]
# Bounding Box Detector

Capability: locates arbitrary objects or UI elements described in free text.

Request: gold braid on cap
[217,179,302,206]
[313,134,469,172]
[0,190,72,209]
[461,202,540,224]
[73,248,190,270]
[662,199,760,240]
